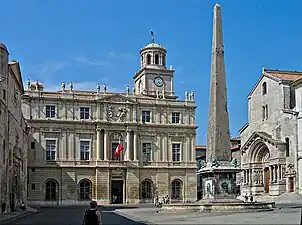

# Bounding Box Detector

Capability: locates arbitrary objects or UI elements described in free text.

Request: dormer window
[147,54,151,64]
[262,82,267,95]
[155,54,159,64]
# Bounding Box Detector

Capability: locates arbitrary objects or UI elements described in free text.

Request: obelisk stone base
[198,163,241,202]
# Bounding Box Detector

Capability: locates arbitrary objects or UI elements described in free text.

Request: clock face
[154,77,164,87]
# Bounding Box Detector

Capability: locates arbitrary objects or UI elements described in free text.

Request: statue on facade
[156,89,159,99]
[96,83,100,93]
[26,79,31,90]
[106,105,113,119]
[61,81,66,92]
[103,84,107,94]
[132,87,135,95]
[162,89,165,99]
[117,107,127,122]
[35,80,39,91]
[198,160,206,170]
[126,85,130,96]
[189,91,194,101]
[69,81,73,92]
[185,90,188,101]
[230,158,238,168]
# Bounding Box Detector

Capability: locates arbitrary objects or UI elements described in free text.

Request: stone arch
[248,139,270,164]
[78,179,92,201]
[141,179,154,201]
[146,54,151,64]
[171,179,183,200]
[43,178,59,201]
[154,54,159,64]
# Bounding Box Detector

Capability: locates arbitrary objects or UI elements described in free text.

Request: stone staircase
[239,193,302,205]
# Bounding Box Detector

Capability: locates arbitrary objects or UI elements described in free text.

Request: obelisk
[198,4,240,202]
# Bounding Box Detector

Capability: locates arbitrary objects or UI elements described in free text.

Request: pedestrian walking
[82,200,102,225]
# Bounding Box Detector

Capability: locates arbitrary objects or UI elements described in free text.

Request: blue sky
[1,0,302,145]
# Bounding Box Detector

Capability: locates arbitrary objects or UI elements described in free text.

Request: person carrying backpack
[82,201,102,225]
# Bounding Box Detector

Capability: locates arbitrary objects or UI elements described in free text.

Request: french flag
[114,143,124,157]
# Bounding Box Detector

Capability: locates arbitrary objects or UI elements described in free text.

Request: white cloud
[28,61,69,78]
[75,56,111,66]
[106,51,136,61]
[44,81,125,93]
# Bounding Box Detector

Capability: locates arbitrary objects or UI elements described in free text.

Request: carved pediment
[106,104,128,122]
[99,93,136,104]
[241,131,285,152]
[110,131,123,140]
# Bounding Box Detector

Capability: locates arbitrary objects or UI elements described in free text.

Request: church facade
[23,40,197,205]
[240,69,302,197]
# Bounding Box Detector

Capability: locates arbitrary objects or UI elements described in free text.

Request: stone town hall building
[22,40,197,205]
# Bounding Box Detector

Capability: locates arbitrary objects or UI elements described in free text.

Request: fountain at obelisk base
[161,4,275,212]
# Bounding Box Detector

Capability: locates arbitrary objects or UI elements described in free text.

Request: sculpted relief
[106,104,128,122]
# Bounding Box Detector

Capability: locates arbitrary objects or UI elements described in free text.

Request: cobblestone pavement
[3,205,147,225]
[115,207,302,224]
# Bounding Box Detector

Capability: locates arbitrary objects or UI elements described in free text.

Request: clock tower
[133,36,176,99]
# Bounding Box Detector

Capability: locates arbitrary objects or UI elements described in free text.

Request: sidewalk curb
[114,210,158,225]
[1,210,38,224]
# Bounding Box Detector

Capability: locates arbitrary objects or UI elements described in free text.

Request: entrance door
[264,167,270,193]
[289,177,294,192]
[111,180,123,204]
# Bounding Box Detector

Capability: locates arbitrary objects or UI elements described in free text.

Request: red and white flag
[114,143,124,157]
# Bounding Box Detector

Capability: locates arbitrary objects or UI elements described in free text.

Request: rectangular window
[80,140,90,160]
[32,183,36,190]
[31,168,35,172]
[31,142,35,149]
[286,138,290,157]
[142,110,151,123]
[262,105,268,121]
[172,112,180,124]
[46,105,56,118]
[142,143,152,162]
[80,107,90,120]
[172,143,181,162]
[46,140,56,161]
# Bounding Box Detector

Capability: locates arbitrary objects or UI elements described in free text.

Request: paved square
[115,207,301,224]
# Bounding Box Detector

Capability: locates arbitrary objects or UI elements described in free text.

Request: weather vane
[151,30,155,43]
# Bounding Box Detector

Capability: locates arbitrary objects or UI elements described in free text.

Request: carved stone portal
[106,104,128,122]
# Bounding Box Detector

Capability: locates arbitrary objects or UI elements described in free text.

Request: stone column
[250,169,253,185]
[126,130,131,161]
[270,165,273,182]
[278,165,282,181]
[187,136,191,163]
[191,135,196,162]
[132,105,137,122]
[96,129,101,160]
[104,130,108,160]
[133,132,138,161]
[260,169,264,184]
[162,134,168,161]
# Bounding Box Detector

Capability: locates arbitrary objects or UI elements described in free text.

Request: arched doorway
[79,179,92,201]
[45,179,58,201]
[141,179,153,202]
[171,179,182,201]
[257,147,270,193]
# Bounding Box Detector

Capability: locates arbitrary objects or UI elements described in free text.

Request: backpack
[82,209,98,225]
